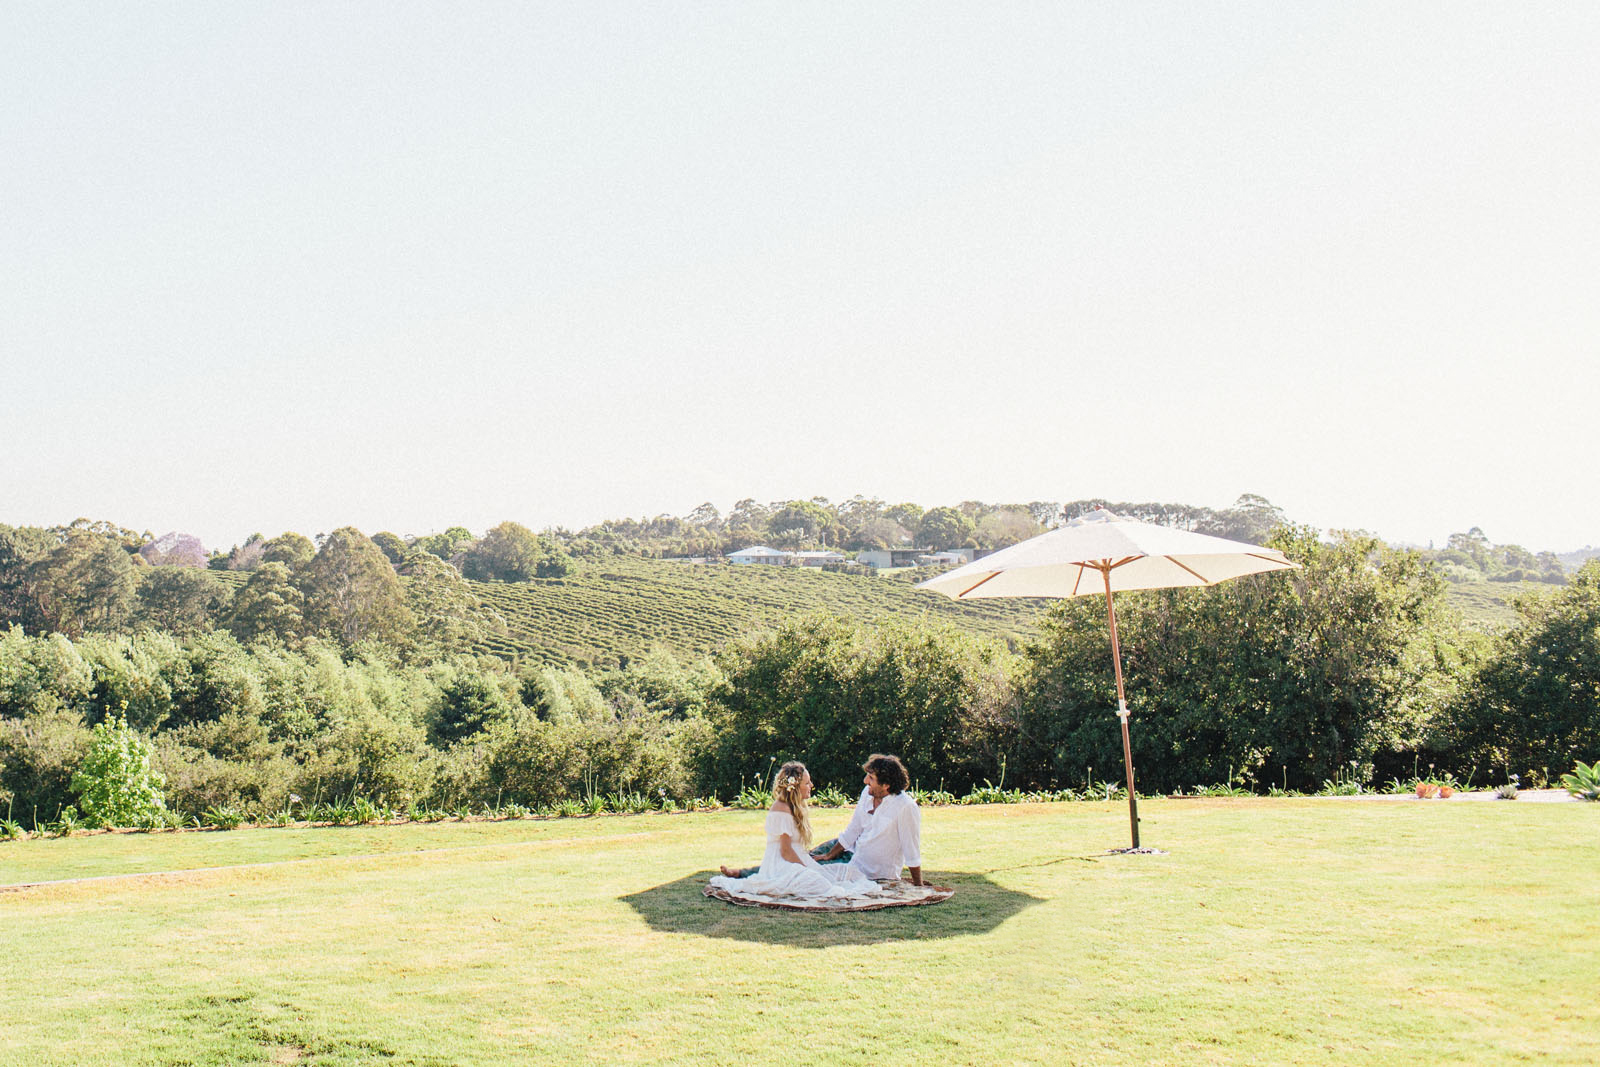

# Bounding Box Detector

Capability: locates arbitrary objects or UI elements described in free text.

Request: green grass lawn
[3,800,1596,1066]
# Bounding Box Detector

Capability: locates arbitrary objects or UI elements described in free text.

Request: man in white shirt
[819,753,924,886]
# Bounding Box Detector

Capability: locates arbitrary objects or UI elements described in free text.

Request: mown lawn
[2,800,1596,1066]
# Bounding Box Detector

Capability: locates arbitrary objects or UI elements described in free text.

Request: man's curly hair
[862,753,909,794]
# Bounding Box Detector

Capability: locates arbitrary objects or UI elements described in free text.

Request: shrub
[70,707,167,829]
[0,706,93,830]
[153,711,295,819]
[705,614,1015,797]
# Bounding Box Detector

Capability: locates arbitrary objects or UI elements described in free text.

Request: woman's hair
[772,760,812,847]
[863,753,910,794]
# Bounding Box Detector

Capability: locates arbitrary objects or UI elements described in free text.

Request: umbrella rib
[955,571,1003,599]
[1168,557,1211,584]
[1071,564,1085,597]
[1246,552,1294,567]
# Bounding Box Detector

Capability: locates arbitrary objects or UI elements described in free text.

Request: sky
[4,4,1598,553]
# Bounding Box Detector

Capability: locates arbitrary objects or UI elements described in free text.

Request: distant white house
[728,545,789,565]
[727,546,849,567]
[920,549,974,566]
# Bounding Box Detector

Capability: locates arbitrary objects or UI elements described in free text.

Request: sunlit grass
[3,800,1596,1066]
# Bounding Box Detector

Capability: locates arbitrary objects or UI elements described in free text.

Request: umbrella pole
[1101,568,1140,850]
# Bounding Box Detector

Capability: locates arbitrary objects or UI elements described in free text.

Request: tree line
[0,520,570,650]
[562,493,1295,557]
[3,522,1596,830]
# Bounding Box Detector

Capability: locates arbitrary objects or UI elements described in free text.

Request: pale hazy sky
[4,4,1598,553]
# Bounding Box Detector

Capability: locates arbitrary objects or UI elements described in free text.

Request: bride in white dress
[710,761,888,903]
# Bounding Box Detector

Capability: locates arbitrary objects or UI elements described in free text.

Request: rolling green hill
[467,560,1555,665]
[467,556,1049,666]
[1442,579,1554,631]
[220,555,1550,662]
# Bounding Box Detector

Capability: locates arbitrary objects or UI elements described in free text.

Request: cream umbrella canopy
[917,509,1299,850]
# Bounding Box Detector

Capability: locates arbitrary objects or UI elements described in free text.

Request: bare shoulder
[770,801,793,815]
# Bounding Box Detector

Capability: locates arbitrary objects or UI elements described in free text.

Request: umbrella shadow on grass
[621,871,1042,947]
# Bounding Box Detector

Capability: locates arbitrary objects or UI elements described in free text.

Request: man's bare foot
[719,864,741,878]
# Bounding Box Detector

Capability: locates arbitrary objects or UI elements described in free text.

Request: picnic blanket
[704,878,955,913]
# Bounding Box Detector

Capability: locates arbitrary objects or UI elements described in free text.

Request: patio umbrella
[916,509,1299,850]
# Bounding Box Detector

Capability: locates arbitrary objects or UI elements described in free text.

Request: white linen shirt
[837,788,921,881]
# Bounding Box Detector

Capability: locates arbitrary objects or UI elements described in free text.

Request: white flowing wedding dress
[709,808,889,903]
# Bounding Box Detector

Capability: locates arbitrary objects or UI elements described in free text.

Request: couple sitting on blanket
[709,753,923,904]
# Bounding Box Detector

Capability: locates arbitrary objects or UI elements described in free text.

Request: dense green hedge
[3,556,1597,829]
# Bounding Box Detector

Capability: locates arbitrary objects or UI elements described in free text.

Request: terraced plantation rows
[469,556,1048,666]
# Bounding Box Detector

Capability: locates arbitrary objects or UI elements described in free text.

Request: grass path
[3,801,1596,1066]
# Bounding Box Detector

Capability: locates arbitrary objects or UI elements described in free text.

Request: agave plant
[202,805,244,831]
[1560,759,1600,801]
[351,797,383,825]
[323,800,357,826]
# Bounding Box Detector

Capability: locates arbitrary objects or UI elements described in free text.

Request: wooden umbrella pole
[1102,566,1140,849]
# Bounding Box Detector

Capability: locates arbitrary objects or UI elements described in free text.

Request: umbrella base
[1105,846,1167,856]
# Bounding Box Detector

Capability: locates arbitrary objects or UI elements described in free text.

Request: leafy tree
[411,526,474,561]
[1017,527,1458,793]
[400,552,501,653]
[57,518,149,550]
[31,533,139,637]
[1024,501,1062,528]
[975,507,1043,549]
[458,522,573,581]
[917,507,977,551]
[850,517,912,551]
[0,525,56,631]
[70,707,167,828]
[685,503,723,530]
[532,533,574,578]
[726,499,771,533]
[224,562,306,645]
[461,521,547,582]
[260,532,315,568]
[135,567,226,635]
[597,647,724,721]
[767,501,834,547]
[430,668,517,745]
[371,531,407,566]
[884,503,924,530]
[1198,494,1287,544]
[78,630,182,733]
[165,632,268,729]
[296,528,414,645]
[1452,560,1600,775]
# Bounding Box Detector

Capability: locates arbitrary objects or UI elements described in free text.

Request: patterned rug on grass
[704,879,955,912]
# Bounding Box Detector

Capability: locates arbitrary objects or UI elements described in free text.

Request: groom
[820,753,925,887]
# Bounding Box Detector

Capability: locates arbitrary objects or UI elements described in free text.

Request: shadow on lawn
[621,870,1043,946]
